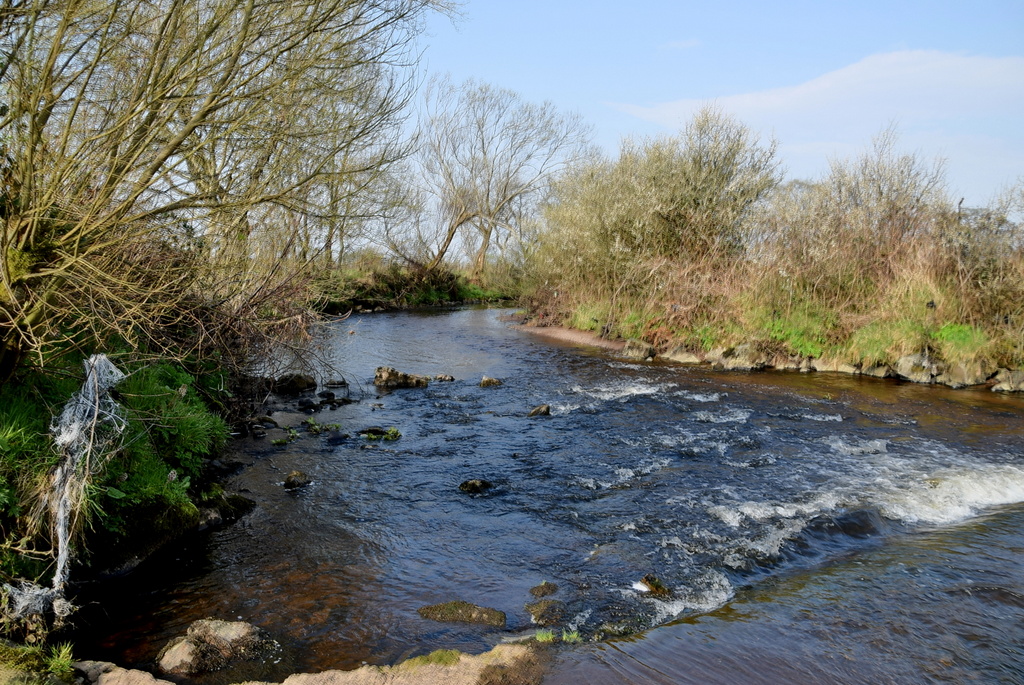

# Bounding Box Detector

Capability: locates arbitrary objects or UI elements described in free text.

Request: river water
[77,308,1024,683]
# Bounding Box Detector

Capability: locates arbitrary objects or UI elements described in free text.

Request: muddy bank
[512,324,626,351]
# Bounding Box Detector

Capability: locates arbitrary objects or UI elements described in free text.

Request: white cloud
[613,50,1024,203]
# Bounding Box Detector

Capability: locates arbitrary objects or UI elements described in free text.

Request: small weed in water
[302,417,340,435]
[365,427,401,441]
[561,629,582,643]
[534,629,556,643]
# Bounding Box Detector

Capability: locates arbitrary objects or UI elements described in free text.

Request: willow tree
[0,0,445,382]
[406,77,591,279]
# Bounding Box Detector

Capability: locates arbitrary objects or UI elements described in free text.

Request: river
[75,307,1024,683]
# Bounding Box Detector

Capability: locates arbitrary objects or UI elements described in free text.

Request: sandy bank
[513,324,626,352]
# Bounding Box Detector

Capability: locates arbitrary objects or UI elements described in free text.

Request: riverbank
[515,319,1024,392]
[72,643,546,685]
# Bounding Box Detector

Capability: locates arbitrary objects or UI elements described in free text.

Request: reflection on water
[72,308,1024,683]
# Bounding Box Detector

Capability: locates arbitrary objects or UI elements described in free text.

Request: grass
[534,629,556,643]
[403,649,461,667]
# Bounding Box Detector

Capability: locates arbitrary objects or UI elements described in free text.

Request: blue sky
[421,1,1023,207]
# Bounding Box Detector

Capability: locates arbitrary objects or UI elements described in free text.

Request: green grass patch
[404,649,462,668]
[932,323,990,364]
[567,302,610,332]
[843,319,929,365]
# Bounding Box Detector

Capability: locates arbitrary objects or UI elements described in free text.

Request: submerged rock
[529,581,558,598]
[524,599,565,626]
[638,574,672,598]
[527,404,551,417]
[480,376,503,387]
[374,366,430,388]
[417,601,506,627]
[434,373,456,382]
[459,479,494,494]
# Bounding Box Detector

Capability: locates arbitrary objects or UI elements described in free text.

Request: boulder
[622,339,656,361]
[374,366,430,389]
[861,364,893,378]
[992,368,1024,392]
[527,404,551,417]
[812,357,860,375]
[417,601,506,627]
[894,353,944,384]
[717,344,768,371]
[480,376,503,387]
[323,378,349,388]
[664,346,703,364]
[274,373,317,395]
[77,663,176,685]
[937,361,992,389]
[157,619,273,676]
[434,374,455,382]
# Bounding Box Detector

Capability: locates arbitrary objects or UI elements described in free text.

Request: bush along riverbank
[0,353,257,675]
[310,257,513,315]
[522,111,1024,390]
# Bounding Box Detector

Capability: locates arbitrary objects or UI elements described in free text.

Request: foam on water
[674,390,725,403]
[802,412,843,422]
[876,465,1024,524]
[694,408,753,424]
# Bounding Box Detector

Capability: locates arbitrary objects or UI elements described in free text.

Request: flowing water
[75,308,1024,683]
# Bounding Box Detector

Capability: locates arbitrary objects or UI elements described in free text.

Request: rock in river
[527,404,551,417]
[374,366,430,388]
[157,619,275,676]
[417,601,506,627]
[459,479,494,494]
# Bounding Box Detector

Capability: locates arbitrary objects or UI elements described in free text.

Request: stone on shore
[622,339,656,361]
[664,346,703,364]
[157,618,274,676]
[274,373,317,396]
[894,353,944,384]
[992,368,1024,392]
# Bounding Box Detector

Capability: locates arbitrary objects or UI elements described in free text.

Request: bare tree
[410,77,591,278]
[0,0,447,381]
